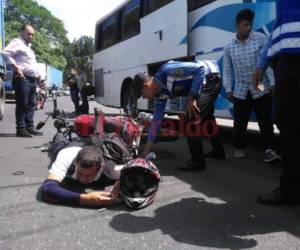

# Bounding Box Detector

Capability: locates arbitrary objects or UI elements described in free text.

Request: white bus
[93,0,276,118]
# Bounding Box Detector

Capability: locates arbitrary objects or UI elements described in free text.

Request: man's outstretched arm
[41,173,119,207]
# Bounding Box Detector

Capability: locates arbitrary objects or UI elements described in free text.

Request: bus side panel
[139,0,188,64]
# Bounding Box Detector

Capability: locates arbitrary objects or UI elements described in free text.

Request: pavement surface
[0,96,300,250]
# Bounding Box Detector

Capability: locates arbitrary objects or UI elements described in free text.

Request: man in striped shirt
[223,9,280,162]
[132,60,225,171]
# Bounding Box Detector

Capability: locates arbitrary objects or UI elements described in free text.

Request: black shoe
[177,159,206,171]
[27,127,43,136]
[16,129,33,138]
[204,150,226,159]
[257,187,300,206]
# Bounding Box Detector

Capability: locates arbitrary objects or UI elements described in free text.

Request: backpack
[87,133,133,165]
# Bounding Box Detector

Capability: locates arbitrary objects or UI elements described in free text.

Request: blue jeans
[13,77,37,131]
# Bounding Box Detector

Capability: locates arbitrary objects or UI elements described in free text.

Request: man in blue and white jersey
[253,0,300,205]
[132,60,225,171]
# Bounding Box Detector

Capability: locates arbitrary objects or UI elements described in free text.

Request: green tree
[65,36,94,82]
[4,0,69,70]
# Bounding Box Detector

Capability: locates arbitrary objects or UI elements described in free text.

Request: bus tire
[122,86,138,117]
[0,78,5,120]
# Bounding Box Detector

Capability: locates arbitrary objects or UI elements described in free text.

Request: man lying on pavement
[41,145,120,207]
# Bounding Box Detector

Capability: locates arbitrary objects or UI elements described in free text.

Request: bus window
[144,0,174,16]
[121,0,141,40]
[102,13,120,49]
[95,24,103,52]
[188,0,216,12]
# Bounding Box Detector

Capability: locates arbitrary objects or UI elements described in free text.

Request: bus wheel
[0,78,5,120]
[122,86,138,117]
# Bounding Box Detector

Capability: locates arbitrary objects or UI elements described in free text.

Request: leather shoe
[204,150,226,159]
[16,129,32,138]
[257,187,300,206]
[177,159,206,171]
[27,127,43,136]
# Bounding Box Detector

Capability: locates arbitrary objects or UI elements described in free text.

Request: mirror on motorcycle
[36,121,45,130]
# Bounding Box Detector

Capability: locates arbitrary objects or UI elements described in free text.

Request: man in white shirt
[41,145,120,207]
[1,24,41,137]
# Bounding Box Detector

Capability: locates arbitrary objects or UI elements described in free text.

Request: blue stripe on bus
[212,47,224,52]
[179,2,275,45]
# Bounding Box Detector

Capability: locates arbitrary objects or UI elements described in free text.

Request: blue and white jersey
[148,60,219,142]
[258,0,300,70]
[154,60,219,100]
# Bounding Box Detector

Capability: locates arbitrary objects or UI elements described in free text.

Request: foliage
[4,0,69,70]
[65,36,94,83]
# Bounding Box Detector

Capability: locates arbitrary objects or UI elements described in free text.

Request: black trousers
[273,56,300,194]
[80,90,89,114]
[233,92,275,150]
[186,76,224,163]
[70,88,80,113]
[13,76,37,131]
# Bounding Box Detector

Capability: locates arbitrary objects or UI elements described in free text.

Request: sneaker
[204,150,226,160]
[27,127,43,136]
[264,149,281,163]
[16,129,33,138]
[177,159,206,171]
[234,149,246,158]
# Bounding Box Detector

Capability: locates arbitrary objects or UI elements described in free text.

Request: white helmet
[120,158,161,209]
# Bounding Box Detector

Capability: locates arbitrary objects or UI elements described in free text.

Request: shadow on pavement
[109,126,300,248]
[110,197,261,249]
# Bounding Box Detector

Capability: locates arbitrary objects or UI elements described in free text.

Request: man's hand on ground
[80,191,119,206]
[110,181,120,199]
[141,142,154,158]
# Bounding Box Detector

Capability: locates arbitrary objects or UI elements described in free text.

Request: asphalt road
[0,96,300,250]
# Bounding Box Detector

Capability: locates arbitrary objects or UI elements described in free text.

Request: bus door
[140,0,188,64]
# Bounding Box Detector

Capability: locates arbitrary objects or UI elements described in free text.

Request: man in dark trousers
[76,68,89,114]
[1,24,41,137]
[253,0,300,205]
[223,9,280,162]
[132,60,225,171]
[67,68,80,114]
